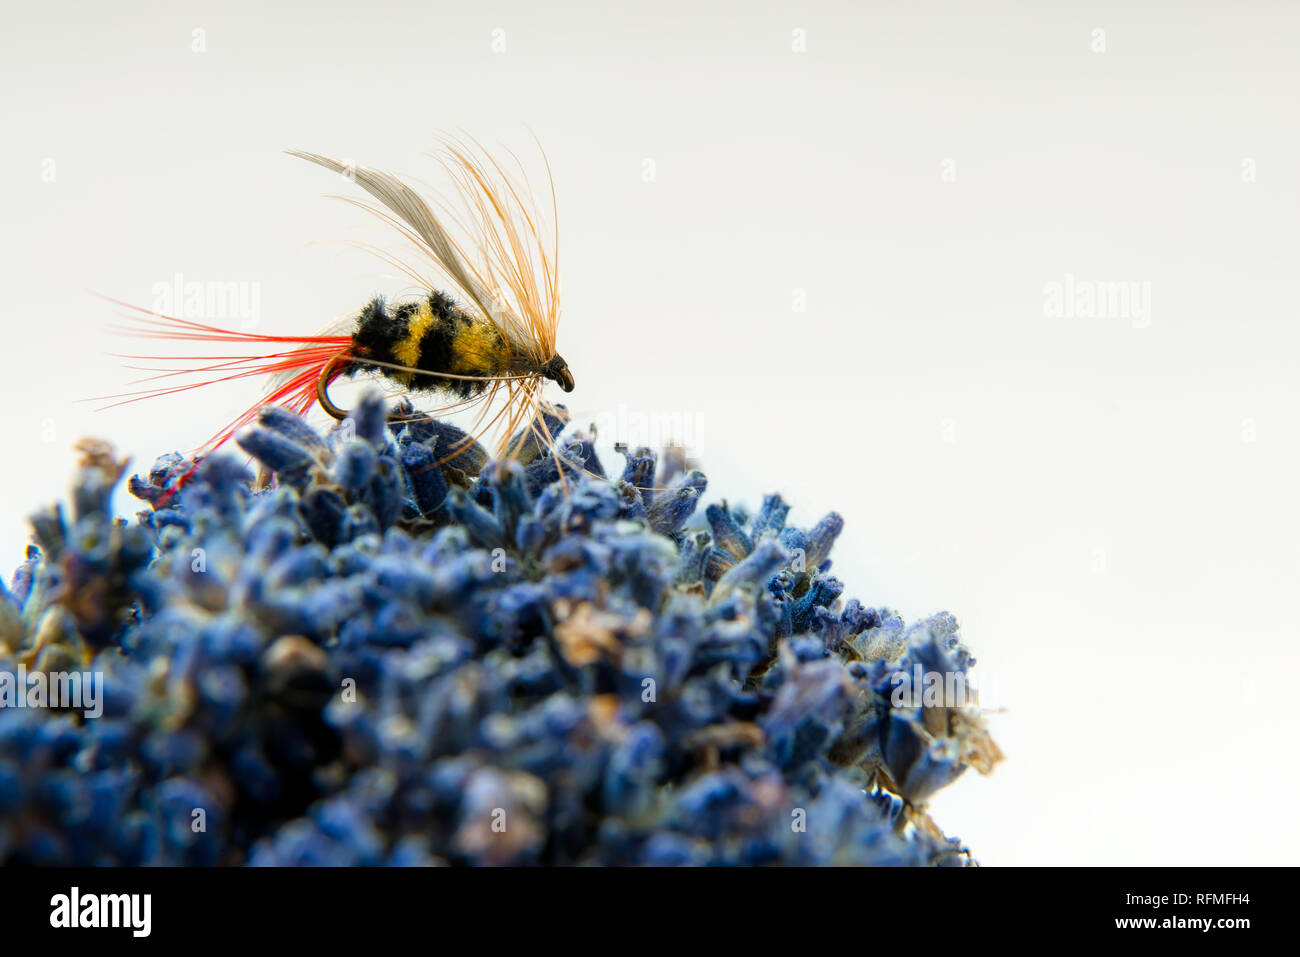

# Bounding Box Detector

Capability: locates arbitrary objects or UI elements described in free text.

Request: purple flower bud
[399,441,448,518]
[446,489,506,551]
[705,503,753,561]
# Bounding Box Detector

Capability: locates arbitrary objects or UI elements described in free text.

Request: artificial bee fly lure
[104,138,571,469]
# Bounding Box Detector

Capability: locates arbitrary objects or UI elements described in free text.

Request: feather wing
[287,148,555,362]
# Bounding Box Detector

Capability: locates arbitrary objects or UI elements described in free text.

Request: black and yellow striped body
[348,291,516,399]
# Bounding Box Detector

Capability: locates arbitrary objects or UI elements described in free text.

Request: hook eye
[545,355,574,392]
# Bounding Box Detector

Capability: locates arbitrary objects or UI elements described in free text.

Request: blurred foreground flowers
[0,395,1000,865]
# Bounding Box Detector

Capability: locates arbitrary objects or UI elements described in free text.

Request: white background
[2,1,1297,864]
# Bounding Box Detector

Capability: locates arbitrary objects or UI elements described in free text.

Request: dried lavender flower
[0,395,999,866]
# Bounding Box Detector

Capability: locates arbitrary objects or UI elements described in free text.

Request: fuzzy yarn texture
[0,393,1000,865]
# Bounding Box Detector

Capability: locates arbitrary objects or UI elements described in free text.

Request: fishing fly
[102,137,571,471]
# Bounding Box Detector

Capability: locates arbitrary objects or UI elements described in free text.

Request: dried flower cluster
[0,395,999,865]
